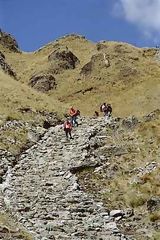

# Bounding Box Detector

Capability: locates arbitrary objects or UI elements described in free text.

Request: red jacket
[69,108,76,117]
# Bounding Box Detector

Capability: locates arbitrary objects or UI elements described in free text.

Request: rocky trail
[0,117,134,240]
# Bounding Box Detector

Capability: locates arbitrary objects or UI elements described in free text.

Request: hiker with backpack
[69,106,79,127]
[100,103,112,123]
[104,104,112,123]
[63,118,73,140]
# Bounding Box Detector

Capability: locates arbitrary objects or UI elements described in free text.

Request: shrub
[150,212,160,222]
[125,191,147,208]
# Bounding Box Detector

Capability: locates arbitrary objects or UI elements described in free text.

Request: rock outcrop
[0,30,19,52]
[80,53,110,77]
[29,74,57,92]
[48,48,80,71]
[0,51,16,78]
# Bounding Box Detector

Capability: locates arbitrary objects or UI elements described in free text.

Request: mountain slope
[1,114,160,240]
[0,31,159,240]
[0,33,160,117]
[0,70,63,122]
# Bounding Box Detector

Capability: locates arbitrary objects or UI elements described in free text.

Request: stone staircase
[3,117,131,240]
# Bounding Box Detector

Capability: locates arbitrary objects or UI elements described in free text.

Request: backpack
[107,105,112,113]
[76,109,80,116]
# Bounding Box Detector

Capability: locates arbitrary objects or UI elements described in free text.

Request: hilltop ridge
[0,31,160,119]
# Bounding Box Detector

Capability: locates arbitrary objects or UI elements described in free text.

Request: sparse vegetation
[0,128,28,154]
[0,70,65,123]
[125,191,148,208]
[149,212,160,222]
[0,213,33,240]
[152,231,160,240]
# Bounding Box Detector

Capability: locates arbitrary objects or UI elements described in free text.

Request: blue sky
[0,0,159,51]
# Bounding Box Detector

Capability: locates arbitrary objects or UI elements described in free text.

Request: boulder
[43,120,51,129]
[48,48,79,70]
[110,210,124,218]
[29,74,57,92]
[147,197,160,212]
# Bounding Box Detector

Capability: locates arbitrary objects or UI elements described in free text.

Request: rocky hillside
[0,113,160,239]
[0,31,160,118]
[0,31,159,239]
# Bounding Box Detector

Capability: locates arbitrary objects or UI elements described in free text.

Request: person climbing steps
[69,106,79,127]
[100,102,112,123]
[63,118,73,140]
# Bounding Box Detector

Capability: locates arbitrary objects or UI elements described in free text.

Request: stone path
[3,117,130,240]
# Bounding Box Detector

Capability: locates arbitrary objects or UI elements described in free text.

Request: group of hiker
[63,103,112,140]
[63,106,79,140]
[99,102,112,121]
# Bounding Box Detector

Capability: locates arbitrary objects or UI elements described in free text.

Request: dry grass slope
[0,213,33,240]
[1,35,160,117]
[0,70,64,123]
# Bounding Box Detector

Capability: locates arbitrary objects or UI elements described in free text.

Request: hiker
[69,106,78,126]
[104,104,112,123]
[63,118,73,139]
[100,102,112,122]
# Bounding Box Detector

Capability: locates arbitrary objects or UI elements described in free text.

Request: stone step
[2,117,130,240]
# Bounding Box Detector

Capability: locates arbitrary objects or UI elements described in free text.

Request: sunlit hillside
[1,34,160,118]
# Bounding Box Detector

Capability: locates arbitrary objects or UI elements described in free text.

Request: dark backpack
[76,109,80,116]
[107,105,112,113]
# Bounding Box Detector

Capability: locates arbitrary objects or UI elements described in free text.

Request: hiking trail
[2,117,131,240]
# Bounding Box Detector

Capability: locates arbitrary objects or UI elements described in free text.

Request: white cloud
[114,0,160,39]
